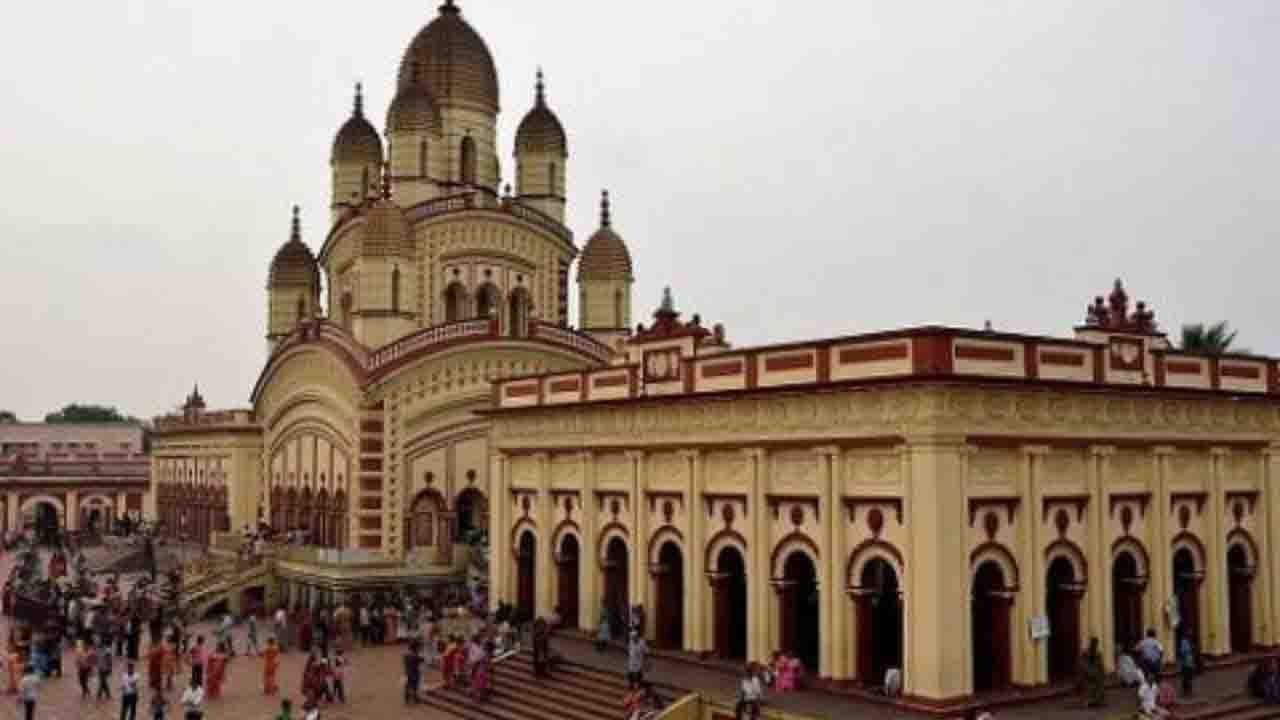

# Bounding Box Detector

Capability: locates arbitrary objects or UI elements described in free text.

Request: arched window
[548,162,557,194]
[476,283,499,320]
[419,139,429,178]
[361,166,370,199]
[460,136,477,185]
[444,282,468,322]
[391,266,401,312]
[508,286,531,337]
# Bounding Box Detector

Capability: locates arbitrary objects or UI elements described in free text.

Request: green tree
[0,410,17,423]
[1180,322,1243,355]
[44,403,140,424]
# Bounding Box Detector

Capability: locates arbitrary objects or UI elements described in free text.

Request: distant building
[0,422,149,533]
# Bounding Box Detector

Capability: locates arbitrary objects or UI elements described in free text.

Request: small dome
[398,1,499,115]
[579,191,633,280]
[269,207,321,288]
[515,71,567,157]
[332,84,384,165]
[386,71,442,134]
[361,195,413,258]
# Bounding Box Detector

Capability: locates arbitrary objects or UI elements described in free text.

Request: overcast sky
[0,1,1276,421]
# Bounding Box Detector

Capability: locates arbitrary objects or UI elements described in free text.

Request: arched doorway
[516,531,536,620]
[456,488,488,541]
[856,558,902,686]
[779,552,820,673]
[1045,557,1081,683]
[1112,552,1144,653]
[444,282,468,322]
[1173,548,1201,652]
[603,537,630,638]
[476,283,500,321]
[557,534,580,630]
[714,546,748,660]
[655,542,684,650]
[508,287,531,338]
[1228,544,1253,653]
[972,561,1012,693]
[406,490,443,558]
[28,501,61,545]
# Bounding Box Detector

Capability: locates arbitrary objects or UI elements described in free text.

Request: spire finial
[440,0,460,14]
[353,82,364,116]
[290,205,301,242]
[535,67,546,107]
[660,286,675,313]
[600,189,611,228]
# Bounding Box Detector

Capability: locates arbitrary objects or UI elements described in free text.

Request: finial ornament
[291,205,301,242]
[600,189,611,228]
[440,0,460,14]
[535,68,546,106]
[660,286,675,313]
[353,82,364,116]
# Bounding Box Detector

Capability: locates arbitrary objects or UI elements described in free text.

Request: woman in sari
[205,642,227,700]
[468,635,490,701]
[262,637,280,695]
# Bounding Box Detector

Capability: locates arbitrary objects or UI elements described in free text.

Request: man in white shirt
[274,606,289,652]
[735,663,763,720]
[120,661,140,720]
[180,676,205,720]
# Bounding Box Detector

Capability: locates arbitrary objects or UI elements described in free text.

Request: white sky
[0,1,1276,421]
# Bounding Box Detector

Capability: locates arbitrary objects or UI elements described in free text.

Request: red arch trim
[969,541,1021,590]
[846,539,905,588]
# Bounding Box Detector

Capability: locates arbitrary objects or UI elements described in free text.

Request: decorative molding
[1170,491,1208,515]
[842,495,905,525]
[1225,489,1260,515]
[968,496,1020,528]
[1041,494,1089,524]
[702,492,748,519]
[766,493,820,522]
[1109,492,1151,519]
[645,490,683,514]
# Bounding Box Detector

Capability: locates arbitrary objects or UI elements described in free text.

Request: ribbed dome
[386,81,442,134]
[515,71,567,157]
[397,1,499,115]
[332,84,384,165]
[579,191,633,279]
[269,207,321,288]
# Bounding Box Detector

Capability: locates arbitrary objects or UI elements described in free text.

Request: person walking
[532,618,551,677]
[205,642,227,700]
[146,640,165,694]
[149,691,168,720]
[274,698,293,720]
[734,663,763,720]
[1081,637,1106,707]
[180,676,205,720]
[98,640,116,701]
[78,641,97,699]
[163,635,179,691]
[625,631,650,689]
[121,661,141,720]
[595,606,611,652]
[1179,631,1197,698]
[331,649,347,703]
[188,636,207,688]
[403,639,423,704]
[17,665,38,720]
[274,606,289,653]
[246,613,261,656]
[263,637,281,695]
[1135,629,1164,679]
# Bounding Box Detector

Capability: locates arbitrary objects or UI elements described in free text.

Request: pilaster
[902,435,969,700]
[1151,446,1175,655]
[815,445,841,680]
[1018,445,1050,686]
[581,451,598,632]
[743,447,770,664]
[681,449,703,653]
[1263,446,1280,646]
[1207,447,1229,655]
[1089,446,1115,670]
[534,452,553,617]
[66,489,80,531]
[627,450,648,636]
[489,453,507,614]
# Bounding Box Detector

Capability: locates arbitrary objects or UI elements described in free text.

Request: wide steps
[1176,697,1280,720]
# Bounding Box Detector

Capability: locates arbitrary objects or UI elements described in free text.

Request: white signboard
[1029,614,1051,640]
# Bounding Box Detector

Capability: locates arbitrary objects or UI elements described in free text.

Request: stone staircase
[421,649,684,720]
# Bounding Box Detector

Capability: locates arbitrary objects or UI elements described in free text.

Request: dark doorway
[1046,557,1080,682]
[557,535,580,629]
[715,546,748,660]
[455,488,487,541]
[856,558,903,686]
[655,542,684,650]
[972,561,1012,693]
[603,537,630,638]
[1112,552,1143,653]
[1228,544,1253,653]
[1173,548,1201,652]
[780,552,820,673]
[517,531,536,620]
[31,502,60,545]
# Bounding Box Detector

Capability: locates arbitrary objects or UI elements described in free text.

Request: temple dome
[579,191,633,279]
[332,84,384,165]
[386,81,442,134]
[515,71,567,157]
[269,207,321,287]
[397,1,499,115]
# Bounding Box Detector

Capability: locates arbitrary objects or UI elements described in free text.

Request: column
[902,435,969,701]
[535,452,553,617]
[66,489,80,532]
[117,491,127,521]
[1207,448,1229,655]
[628,451,651,640]
[817,445,840,680]
[745,448,770,664]
[1089,446,1114,670]
[1151,447,1175,656]
[1264,446,1280,646]
[581,452,598,632]
[5,493,16,535]
[682,450,703,654]
[491,454,508,612]
[1015,446,1048,685]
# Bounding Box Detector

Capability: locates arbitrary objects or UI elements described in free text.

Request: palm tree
[1180,322,1242,355]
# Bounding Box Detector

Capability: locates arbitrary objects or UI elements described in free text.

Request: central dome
[397,1,499,115]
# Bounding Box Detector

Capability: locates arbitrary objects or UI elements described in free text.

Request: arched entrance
[557,534,580,630]
[1228,544,1253,653]
[972,561,1012,693]
[855,558,902,686]
[1173,547,1201,652]
[714,546,748,660]
[779,551,820,673]
[1112,552,1144,653]
[456,488,488,540]
[516,531,536,620]
[25,500,62,545]
[1045,557,1081,682]
[655,542,684,650]
[603,537,630,638]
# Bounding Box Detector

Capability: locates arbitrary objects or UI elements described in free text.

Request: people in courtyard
[1178,629,1197,697]
[180,675,204,720]
[121,660,141,720]
[79,640,97,698]
[1138,673,1170,719]
[734,663,763,720]
[246,612,261,656]
[331,649,346,703]
[1135,629,1164,679]
[532,618,552,677]
[98,639,116,700]
[403,638,423,704]
[205,641,227,700]
[625,630,650,689]
[262,637,281,695]
[1080,636,1105,707]
[18,664,39,720]
[1117,650,1144,687]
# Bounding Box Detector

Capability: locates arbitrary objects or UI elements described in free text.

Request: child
[331,650,346,703]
